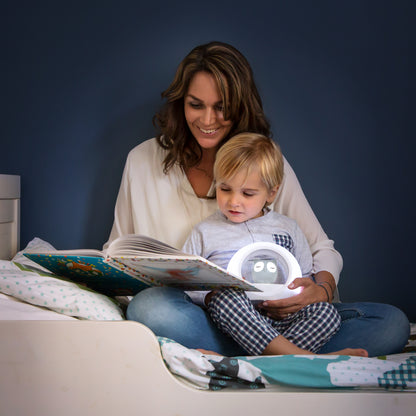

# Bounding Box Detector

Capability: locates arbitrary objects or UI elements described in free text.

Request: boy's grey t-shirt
[182,209,313,306]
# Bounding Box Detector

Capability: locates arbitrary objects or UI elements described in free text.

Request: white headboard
[0,175,20,260]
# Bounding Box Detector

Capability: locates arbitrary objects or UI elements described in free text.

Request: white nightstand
[0,174,20,260]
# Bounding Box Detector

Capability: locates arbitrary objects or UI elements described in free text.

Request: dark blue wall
[1,1,414,320]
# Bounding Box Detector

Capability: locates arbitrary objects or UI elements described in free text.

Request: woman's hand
[257,276,333,320]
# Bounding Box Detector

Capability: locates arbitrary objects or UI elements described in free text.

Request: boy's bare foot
[196,345,369,358]
[197,348,221,355]
[327,348,368,357]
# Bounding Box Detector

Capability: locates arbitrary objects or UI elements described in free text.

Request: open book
[24,234,259,297]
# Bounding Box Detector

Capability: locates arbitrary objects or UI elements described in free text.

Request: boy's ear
[267,185,279,204]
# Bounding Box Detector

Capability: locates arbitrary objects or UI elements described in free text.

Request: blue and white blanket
[159,337,416,391]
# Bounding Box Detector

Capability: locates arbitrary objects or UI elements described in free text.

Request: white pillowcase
[0,238,124,320]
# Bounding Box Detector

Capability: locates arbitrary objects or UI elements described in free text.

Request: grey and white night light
[227,242,302,304]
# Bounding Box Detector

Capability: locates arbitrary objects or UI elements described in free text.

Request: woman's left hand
[257,277,330,320]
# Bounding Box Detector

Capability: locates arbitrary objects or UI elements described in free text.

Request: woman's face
[184,71,233,152]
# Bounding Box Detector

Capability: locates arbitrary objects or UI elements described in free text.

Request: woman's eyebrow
[186,94,223,105]
[186,94,201,101]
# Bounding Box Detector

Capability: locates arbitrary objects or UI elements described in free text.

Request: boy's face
[216,167,278,223]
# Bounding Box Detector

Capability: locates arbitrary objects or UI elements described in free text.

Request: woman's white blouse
[105,138,343,283]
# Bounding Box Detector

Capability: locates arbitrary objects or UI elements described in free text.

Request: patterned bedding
[159,336,416,391]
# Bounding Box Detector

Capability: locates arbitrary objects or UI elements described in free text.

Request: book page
[107,234,190,257]
[25,248,104,257]
[108,256,261,292]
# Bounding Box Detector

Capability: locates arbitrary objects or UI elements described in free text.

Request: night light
[227,242,302,303]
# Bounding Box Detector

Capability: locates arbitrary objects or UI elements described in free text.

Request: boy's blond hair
[214,132,284,193]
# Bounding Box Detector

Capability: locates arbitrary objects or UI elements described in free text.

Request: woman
[106,41,409,357]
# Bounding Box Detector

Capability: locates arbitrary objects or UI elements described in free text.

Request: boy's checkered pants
[208,289,341,355]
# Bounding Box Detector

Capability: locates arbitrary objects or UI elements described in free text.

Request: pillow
[0,238,124,320]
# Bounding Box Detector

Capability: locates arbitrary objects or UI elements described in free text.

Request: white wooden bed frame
[1,320,415,416]
[0,174,415,415]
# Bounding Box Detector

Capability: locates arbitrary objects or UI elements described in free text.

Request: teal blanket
[158,337,416,391]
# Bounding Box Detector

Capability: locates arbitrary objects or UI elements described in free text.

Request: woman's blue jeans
[126,287,410,357]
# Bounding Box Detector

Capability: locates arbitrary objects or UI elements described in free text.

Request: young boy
[183,133,367,357]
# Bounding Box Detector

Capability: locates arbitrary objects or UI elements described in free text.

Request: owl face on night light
[248,258,280,284]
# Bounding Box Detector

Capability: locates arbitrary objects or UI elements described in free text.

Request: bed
[1,174,415,416]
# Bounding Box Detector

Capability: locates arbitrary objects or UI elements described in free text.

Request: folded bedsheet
[159,337,416,391]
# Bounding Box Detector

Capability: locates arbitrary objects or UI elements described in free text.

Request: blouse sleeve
[273,158,343,283]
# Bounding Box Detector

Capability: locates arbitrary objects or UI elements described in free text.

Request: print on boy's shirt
[272,234,294,253]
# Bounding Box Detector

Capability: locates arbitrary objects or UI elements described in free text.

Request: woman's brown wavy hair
[153,41,271,173]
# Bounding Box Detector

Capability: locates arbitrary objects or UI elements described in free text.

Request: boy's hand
[204,290,218,307]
